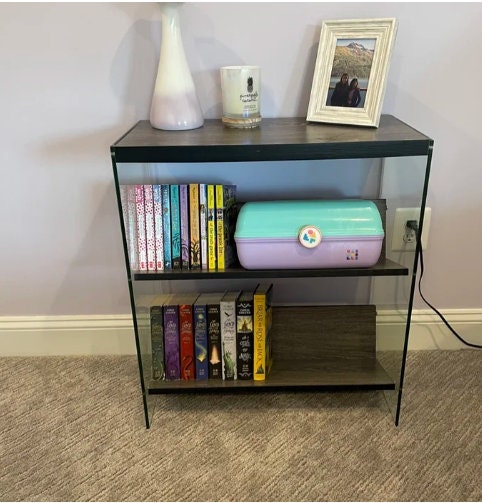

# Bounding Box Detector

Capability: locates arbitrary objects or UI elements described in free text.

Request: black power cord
[407,220,482,349]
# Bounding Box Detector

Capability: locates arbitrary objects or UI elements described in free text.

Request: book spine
[179,300,195,380]
[236,295,254,380]
[253,292,266,381]
[170,185,181,270]
[161,184,172,270]
[199,183,208,270]
[163,302,180,380]
[220,297,238,380]
[194,303,208,380]
[215,185,225,270]
[153,184,164,271]
[135,184,147,271]
[144,185,156,271]
[179,184,190,270]
[150,304,165,380]
[207,301,222,379]
[189,183,201,270]
[207,184,217,270]
[126,185,139,270]
[223,185,238,269]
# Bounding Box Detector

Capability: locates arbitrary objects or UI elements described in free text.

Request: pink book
[153,185,164,271]
[135,185,147,271]
[143,185,156,271]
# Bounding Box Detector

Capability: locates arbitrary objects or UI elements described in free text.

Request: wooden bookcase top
[111,115,433,163]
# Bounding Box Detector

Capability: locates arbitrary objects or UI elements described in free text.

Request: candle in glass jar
[220,66,261,128]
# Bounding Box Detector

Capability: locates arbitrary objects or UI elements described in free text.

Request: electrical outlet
[391,207,431,251]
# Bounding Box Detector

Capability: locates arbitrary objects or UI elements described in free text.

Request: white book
[220,291,241,380]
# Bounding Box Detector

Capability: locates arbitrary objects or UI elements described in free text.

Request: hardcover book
[170,184,181,270]
[199,183,208,270]
[161,184,172,270]
[144,185,156,271]
[236,289,256,380]
[253,282,274,381]
[178,293,199,380]
[150,294,169,381]
[220,291,241,380]
[215,184,237,270]
[180,184,190,270]
[135,184,148,271]
[189,183,201,270]
[207,184,217,270]
[163,294,180,380]
[153,184,164,271]
[206,292,225,379]
[193,294,209,380]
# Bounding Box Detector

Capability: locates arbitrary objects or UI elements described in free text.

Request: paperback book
[135,184,148,271]
[161,184,172,270]
[215,184,238,270]
[236,289,256,380]
[170,185,181,270]
[189,183,201,269]
[220,290,241,380]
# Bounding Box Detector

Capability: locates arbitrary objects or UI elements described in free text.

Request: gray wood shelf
[111,115,433,163]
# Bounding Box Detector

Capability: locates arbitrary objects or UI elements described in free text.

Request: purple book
[163,295,180,380]
[180,184,190,270]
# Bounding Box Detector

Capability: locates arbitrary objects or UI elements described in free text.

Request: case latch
[298,225,322,248]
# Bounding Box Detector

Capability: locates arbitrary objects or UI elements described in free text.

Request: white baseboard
[378,309,482,350]
[0,315,136,356]
[0,310,481,356]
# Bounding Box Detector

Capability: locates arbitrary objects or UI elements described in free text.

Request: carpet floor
[0,350,480,501]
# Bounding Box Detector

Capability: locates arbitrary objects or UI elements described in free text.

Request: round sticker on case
[298,225,322,248]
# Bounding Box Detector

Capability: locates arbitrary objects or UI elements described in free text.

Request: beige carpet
[0,351,480,502]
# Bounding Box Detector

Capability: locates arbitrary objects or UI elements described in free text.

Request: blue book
[194,294,209,380]
[161,184,172,270]
[170,184,181,270]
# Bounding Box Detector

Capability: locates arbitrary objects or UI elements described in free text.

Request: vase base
[150,121,204,131]
[222,116,262,129]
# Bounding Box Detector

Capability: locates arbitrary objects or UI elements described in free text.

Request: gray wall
[1,2,481,316]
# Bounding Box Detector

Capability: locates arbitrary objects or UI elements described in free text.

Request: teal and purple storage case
[234,200,384,269]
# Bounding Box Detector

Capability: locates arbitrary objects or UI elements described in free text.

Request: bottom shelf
[148,358,395,394]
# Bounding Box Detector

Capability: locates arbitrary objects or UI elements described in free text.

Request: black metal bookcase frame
[110,116,433,429]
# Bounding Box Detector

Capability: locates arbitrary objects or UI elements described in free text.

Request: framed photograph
[307,18,397,128]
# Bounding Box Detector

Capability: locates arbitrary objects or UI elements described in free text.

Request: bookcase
[110,116,433,429]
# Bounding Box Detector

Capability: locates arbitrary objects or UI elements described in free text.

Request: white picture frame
[307,18,397,128]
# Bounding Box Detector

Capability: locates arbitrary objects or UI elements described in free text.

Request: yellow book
[207,184,216,270]
[253,283,274,381]
[215,185,225,270]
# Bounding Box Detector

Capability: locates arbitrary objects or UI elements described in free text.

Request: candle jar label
[221,66,261,125]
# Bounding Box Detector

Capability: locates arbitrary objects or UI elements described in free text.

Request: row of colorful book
[150,283,274,382]
[119,183,238,272]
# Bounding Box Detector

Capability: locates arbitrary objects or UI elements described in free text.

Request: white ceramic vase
[149,3,204,130]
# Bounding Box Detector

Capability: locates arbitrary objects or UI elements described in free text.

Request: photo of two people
[326,38,376,109]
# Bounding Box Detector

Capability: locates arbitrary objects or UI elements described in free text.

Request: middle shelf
[133,258,408,281]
